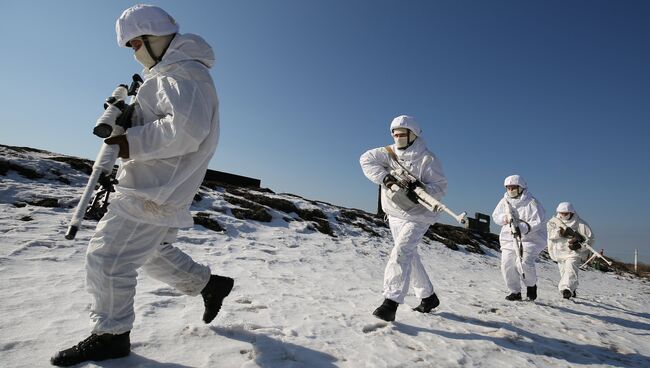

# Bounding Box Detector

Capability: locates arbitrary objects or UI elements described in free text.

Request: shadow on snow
[537,301,650,331]
[212,326,338,368]
[572,299,650,322]
[393,311,650,368]
[90,352,193,368]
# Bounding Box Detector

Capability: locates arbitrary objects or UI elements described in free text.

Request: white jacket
[547,214,594,261]
[492,191,546,249]
[360,138,447,224]
[111,33,219,227]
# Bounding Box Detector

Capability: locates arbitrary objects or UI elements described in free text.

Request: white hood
[389,115,422,136]
[556,201,576,213]
[116,4,180,47]
[154,33,215,71]
[504,174,527,189]
[111,33,220,228]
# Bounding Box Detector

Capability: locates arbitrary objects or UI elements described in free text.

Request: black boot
[505,292,522,301]
[372,299,398,322]
[413,293,440,313]
[201,274,234,323]
[526,285,537,301]
[562,289,572,299]
[50,331,130,367]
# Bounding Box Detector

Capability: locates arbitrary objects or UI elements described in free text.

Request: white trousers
[557,257,581,292]
[86,208,211,334]
[382,216,434,304]
[501,243,543,293]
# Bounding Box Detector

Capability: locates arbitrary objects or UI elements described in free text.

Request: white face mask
[133,34,175,70]
[559,213,572,221]
[134,45,156,69]
[394,136,409,149]
[507,188,521,198]
[393,129,416,149]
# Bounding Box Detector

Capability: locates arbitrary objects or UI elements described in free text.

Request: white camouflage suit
[547,203,594,293]
[360,116,447,304]
[86,32,219,334]
[492,176,546,294]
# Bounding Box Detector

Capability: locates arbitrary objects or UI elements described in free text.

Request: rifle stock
[584,243,613,266]
[411,186,467,225]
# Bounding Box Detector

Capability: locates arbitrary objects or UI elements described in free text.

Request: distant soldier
[547,202,594,299]
[360,115,447,321]
[492,175,546,301]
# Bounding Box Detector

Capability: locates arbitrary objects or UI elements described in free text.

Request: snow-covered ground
[1,145,649,368]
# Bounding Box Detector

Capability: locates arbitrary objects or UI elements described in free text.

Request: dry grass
[610,258,650,279]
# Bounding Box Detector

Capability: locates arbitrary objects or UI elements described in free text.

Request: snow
[1,145,649,368]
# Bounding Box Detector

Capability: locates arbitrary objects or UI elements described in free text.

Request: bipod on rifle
[84,171,118,221]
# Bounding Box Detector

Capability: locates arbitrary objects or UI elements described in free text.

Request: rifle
[384,147,467,225]
[548,217,612,266]
[65,74,142,240]
[504,200,526,279]
[579,253,598,270]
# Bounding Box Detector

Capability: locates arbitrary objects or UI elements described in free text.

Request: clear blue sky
[1,0,648,263]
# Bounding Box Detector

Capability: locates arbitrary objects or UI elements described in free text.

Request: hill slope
[1,144,649,368]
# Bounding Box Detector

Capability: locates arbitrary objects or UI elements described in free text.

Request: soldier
[360,115,447,321]
[492,175,546,301]
[547,202,594,299]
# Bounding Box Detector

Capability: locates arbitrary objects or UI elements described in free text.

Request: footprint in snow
[149,287,183,297]
[362,322,388,333]
[233,297,268,311]
[478,307,499,314]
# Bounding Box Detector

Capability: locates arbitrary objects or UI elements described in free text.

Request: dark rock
[56,176,71,185]
[337,208,387,237]
[28,198,58,207]
[296,208,333,236]
[193,212,225,232]
[193,192,203,203]
[225,187,298,214]
[223,194,265,212]
[424,223,502,254]
[424,228,459,251]
[338,209,387,228]
[47,156,94,175]
[308,219,334,236]
[0,145,49,154]
[0,159,44,180]
[231,208,272,223]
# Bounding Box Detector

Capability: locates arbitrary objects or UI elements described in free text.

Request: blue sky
[1,0,648,263]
